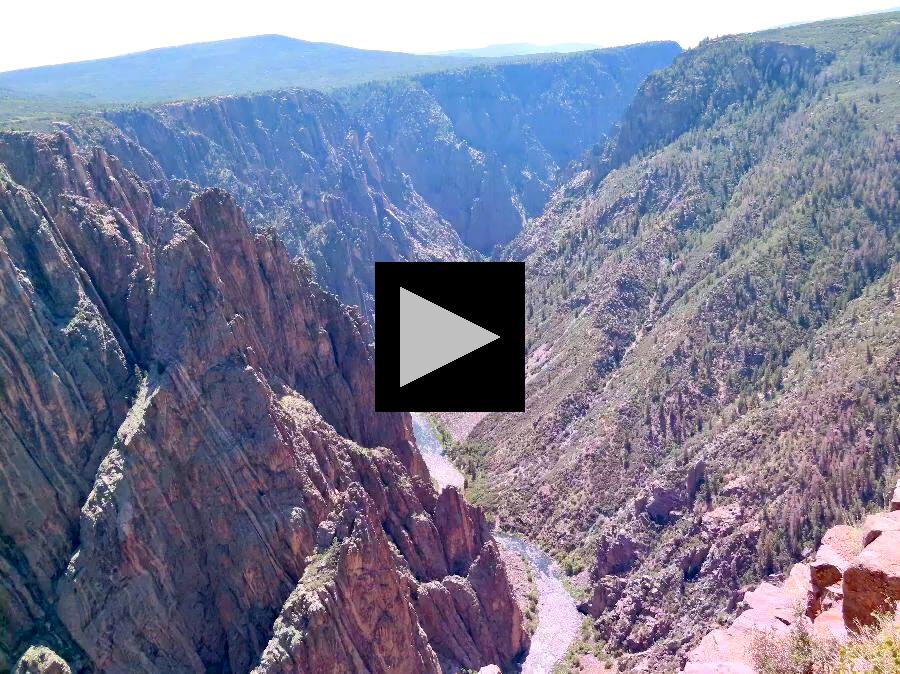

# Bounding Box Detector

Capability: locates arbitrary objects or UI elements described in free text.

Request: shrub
[749,608,899,674]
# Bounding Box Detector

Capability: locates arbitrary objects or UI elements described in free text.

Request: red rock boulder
[842,530,900,630]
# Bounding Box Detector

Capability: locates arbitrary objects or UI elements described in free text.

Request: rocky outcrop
[842,527,900,630]
[683,481,900,673]
[14,646,73,674]
[0,131,526,672]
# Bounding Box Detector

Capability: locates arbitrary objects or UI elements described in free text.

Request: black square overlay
[375,261,525,412]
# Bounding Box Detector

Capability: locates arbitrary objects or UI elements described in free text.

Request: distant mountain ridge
[0,34,481,101]
[0,34,484,126]
[434,42,602,57]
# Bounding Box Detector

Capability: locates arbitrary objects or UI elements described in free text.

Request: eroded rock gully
[0,131,527,673]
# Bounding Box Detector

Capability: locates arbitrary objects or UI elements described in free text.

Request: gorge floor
[411,413,583,673]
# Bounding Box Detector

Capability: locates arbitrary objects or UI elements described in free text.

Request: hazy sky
[1,0,896,72]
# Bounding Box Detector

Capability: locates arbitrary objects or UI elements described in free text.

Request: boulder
[14,647,72,674]
[743,581,797,625]
[890,480,900,512]
[810,525,862,589]
[861,510,900,546]
[315,520,337,550]
[812,604,848,641]
[781,563,822,618]
[842,530,900,630]
[646,484,681,523]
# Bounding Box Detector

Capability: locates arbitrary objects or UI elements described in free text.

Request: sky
[1,0,896,72]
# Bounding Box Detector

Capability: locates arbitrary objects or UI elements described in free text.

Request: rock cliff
[63,42,680,321]
[0,130,526,672]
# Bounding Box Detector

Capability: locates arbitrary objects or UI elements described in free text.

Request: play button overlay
[375,262,525,412]
[400,288,500,386]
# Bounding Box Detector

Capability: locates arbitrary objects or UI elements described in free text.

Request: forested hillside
[461,12,899,670]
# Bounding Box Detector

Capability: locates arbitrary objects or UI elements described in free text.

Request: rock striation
[0,130,526,672]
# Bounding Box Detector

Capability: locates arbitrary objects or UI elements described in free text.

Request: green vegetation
[832,615,900,674]
[421,414,502,512]
[749,611,900,674]
[524,564,539,636]
[298,544,340,592]
[750,606,840,674]
[424,414,455,449]
[511,9,900,562]
[553,616,614,673]
[447,439,501,513]
[560,570,591,602]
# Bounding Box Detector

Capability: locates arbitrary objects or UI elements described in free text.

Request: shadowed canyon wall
[65,42,681,322]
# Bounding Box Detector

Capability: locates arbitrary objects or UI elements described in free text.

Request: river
[411,413,583,674]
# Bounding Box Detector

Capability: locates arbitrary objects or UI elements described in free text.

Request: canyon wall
[64,42,680,321]
[467,13,900,671]
[0,130,526,673]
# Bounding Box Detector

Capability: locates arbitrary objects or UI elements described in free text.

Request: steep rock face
[64,43,681,319]
[339,42,681,253]
[74,91,473,321]
[468,13,900,670]
[0,140,134,672]
[0,132,526,672]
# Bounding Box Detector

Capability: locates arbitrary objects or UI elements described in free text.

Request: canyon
[0,41,689,673]
[1,9,899,674]
[63,41,680,322]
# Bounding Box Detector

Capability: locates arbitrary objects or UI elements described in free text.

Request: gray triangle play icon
[400,287,500,387]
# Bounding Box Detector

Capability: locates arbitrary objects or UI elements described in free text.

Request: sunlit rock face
[0,131,526,673]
